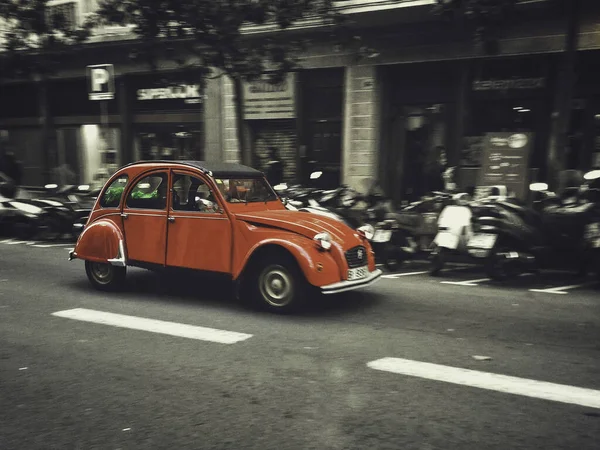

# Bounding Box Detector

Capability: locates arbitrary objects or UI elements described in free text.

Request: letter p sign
[87,64,115,100]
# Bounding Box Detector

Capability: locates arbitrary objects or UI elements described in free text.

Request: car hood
[235,209,361,245]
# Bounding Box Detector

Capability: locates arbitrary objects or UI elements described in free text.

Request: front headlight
[357,224,375,240]
[314,232,332,250]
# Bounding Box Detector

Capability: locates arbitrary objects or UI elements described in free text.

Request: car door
[166,171,232,273]
[121,171,169,266]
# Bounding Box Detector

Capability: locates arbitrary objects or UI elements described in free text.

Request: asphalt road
[1,239,599,450]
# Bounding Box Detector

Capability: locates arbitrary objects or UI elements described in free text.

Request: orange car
[69,161,381,312]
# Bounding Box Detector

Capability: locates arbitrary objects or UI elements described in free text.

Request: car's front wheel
[253,260,306,313]
[85,261,126,291]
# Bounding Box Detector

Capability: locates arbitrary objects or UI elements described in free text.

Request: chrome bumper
[68,250,76,261]
[320,269,382,295]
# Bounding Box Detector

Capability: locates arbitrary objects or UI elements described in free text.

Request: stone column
[342,65,381,192]
[203,75,223,162]
[222,76,241,163]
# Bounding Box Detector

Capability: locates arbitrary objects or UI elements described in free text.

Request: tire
[85,260,126,291]
[12,219,35,240]
[36,216,62,241]
[250,258,307,314]
[384,243,405,272]
[485,246,513,282]
[429,247,445,277]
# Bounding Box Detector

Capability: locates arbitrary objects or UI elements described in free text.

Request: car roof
[121,160,264,178]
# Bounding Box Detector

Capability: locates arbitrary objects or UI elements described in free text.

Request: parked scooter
[0,173,59,240]
[465,172,600,280]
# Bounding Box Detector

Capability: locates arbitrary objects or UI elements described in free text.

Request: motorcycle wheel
[429,247,445,277]
[36,216,62,241]
[485,246,514,281]
[384,243,405,272]
[12,219,36,240]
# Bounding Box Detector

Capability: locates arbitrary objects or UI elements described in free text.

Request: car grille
[345,245,368,268]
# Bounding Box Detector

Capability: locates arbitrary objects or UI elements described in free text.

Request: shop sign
[473,77,545,91]
[87,64,115,100]
[243,73,296,120]
[477,132,533,200]
[132,74,204,112]
[137,84,202,104]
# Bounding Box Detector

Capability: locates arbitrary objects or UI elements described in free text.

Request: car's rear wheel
[85,261,126,291]
[252,259,307,313]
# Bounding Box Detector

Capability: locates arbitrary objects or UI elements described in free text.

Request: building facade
[2,0,600,200]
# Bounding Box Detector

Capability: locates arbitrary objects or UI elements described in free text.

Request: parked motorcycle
[465,172,600,280]
[0,175,58,240]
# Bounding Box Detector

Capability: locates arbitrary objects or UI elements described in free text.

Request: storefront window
[135,128,203,162]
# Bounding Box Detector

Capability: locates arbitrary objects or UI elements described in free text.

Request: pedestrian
[0,148,23,186]
[265,146,284,186]
[423,145,447,194]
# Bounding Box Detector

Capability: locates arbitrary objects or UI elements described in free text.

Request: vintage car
[69,161,382,312]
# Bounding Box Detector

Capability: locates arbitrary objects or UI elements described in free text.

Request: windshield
[214,178,278,203]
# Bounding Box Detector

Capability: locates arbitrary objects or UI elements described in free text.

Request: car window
[215,178,278,203]
[172,174,220,213]
[100,175,129,208]
[126,173,168,210]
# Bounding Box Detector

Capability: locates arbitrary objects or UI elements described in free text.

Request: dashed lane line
[529,281,598,295]
[51,308,253,344]
[30,243,74,248]
[440,277,491,287]
[367,357,600,409]
[382,271,429,279]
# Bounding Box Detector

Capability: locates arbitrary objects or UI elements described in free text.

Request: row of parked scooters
[276,169,600,282]
[0,171,96,241]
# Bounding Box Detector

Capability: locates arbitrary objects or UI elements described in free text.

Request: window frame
[98,174,129,209]
[125,171,170,211]
[169,170,224,214]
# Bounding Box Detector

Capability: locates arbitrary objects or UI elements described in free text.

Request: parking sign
[87,64,115,100]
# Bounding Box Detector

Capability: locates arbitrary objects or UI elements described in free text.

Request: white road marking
[382,271,429,279]
[0,239,14,244]
[5,240,27,245]
[51,308,253,344]
[441,277,491,286]
[529,281,597,295]
[367,357,600,409]
[31,243,74,248]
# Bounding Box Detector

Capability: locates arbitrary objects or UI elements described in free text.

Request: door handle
[168,216,175,223]
[121,213,128,219]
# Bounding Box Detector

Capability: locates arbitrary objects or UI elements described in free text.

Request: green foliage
[91,0,342,82]
[0,0,93,78]
[433,0,517,52]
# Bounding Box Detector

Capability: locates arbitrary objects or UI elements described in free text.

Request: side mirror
[529,182,548,192]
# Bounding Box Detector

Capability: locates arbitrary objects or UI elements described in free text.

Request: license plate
[348,265,369,281]
[372,229,392,243]
[468,233,498,249]
[434,232,459,249]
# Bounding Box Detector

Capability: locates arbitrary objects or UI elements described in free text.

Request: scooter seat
[385,212,421,229]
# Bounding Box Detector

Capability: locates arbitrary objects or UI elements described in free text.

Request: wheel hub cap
[91,263,111,282]
[261,269,292,306]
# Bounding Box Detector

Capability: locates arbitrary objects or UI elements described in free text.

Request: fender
[72,219,126,266]
[233,234,344,288]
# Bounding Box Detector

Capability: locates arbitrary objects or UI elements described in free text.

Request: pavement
[1,238,599,450]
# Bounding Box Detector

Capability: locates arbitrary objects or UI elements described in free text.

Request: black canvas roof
[125,160,264,178]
